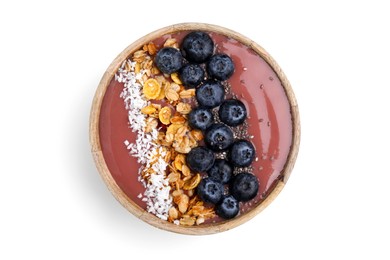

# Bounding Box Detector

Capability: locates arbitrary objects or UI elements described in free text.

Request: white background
[1,0,389,259]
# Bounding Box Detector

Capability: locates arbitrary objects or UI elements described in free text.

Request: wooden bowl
[90,23,300,235]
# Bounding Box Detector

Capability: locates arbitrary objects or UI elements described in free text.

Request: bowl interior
[90,23,300,235]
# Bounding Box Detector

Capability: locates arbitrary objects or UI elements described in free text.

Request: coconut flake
[115,59,172,220]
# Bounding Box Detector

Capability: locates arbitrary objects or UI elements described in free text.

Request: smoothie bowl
[89,23,300,235]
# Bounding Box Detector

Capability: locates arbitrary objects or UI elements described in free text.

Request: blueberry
[186,146,215,173]
[197,178,224,204]
[219,99,247,126]
[188,107,214,131]
[229,140,255,167]
[155,47,183,74]
[179,63,205,88]
[196,80,225,108]
[216,195,240,219]
[181,31,214,63]
[205,123,234,151]
[230,173,259,202]
[207,159,232,184]
[207,54,235,81]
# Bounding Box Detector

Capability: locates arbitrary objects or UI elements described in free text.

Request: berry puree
[99,31,292,220]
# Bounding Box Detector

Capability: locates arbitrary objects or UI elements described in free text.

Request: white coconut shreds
[116,59,172,221]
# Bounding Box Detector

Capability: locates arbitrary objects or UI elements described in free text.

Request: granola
[117,38,215,225]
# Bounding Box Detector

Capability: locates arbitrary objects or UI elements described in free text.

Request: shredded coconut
[116,59,172,220]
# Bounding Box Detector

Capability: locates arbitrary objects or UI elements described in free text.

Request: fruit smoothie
[99,31,292,223]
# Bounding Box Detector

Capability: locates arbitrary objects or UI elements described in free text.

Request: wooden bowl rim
[89,22,300,235]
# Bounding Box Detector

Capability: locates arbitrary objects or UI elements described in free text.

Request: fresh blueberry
[196,80,225,108]
[155,47,183,74]
[229,140,255,167]
[197,178,224,204]
[186,146,215,173]
[204,123,234,151]
[188,107,214,131]
[207,54,235,81]
[216,195,240,219]
[179,63,205,88]
[207,159,232,184]
[230,173,259,202]
[219,99,247,126]
[181,31,214,63]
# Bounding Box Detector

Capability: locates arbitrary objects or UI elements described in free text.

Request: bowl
[89,23,300,235]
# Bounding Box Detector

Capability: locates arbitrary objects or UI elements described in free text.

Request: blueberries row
[198,173,259,219]
[185,144,257,219]
[186,139,255,173]
[154,31,259,220]
[189,98,247,130]
[155,31,234,84]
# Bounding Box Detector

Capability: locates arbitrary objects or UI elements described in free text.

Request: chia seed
[222,81,233,97]
[233,165,254,175]
[211,107,221,123]
[215,151,227,160]
[231,120,249,139]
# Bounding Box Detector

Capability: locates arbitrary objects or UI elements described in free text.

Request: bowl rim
[89,22,300,235]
